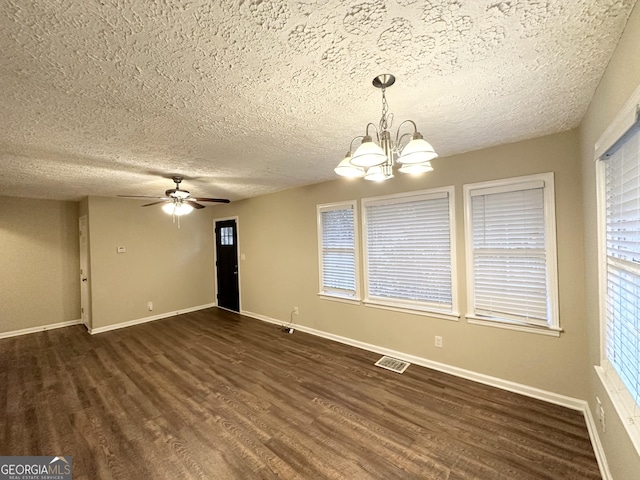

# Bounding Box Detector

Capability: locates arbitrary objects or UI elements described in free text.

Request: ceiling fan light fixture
[171,189,190,199]
[162,202,194,216]
[118,176,230,229]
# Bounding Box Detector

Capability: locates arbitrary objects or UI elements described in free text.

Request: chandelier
[334,74,438,181]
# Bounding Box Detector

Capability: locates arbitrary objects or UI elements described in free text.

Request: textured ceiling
[1,0,637,202]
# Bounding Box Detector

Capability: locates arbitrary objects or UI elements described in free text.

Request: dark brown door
[215,219,240,312]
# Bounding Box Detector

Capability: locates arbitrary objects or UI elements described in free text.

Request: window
[602,136,640,405]
[361,187,458,318]
[317,201,360,301]
[595,84,640,452]
[463,173,559,334]
[220,226,234,245]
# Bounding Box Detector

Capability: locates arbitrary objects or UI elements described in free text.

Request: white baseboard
[0,319,83,339]
[89,303,216,335]
[583,402,613,480]
[242,309,610,478]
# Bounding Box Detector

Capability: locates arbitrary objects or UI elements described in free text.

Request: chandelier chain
[379,87,390,131]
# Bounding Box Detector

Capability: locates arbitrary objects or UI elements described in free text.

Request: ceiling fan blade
[118,195,167,199]
[192,197,231,203]
[187,201,205,209]
[142,200,170,207]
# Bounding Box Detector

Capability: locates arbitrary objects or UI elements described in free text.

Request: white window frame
[361,187,459,320]
[316,201,361,303]
[594,84,640,455]
[463,172,561,336]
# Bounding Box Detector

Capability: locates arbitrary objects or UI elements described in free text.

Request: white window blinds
[317,203,359,299]
[362,189,455,313]
[603,125,640,408]
[465,174,558,328]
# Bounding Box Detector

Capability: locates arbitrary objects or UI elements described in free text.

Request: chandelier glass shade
[335,74,437,182]
[398,162,433,174]
[398,134,437,164]
[364,164,394,182]
[350,136,387,167]
[334,153,365,177]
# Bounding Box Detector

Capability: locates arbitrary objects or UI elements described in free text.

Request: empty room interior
[2,1,640,479]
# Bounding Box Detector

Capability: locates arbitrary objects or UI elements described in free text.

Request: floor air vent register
[374,356,410,374]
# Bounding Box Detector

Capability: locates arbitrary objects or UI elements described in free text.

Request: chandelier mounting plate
[372,74,395,89]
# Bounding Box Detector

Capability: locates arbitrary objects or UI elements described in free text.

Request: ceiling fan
[118,176,230,216]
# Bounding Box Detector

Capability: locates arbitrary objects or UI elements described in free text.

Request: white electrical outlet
[293,306,299,315]
[435,336,443,348]
[147,301,153,311]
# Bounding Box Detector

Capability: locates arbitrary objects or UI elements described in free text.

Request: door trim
[79,215,92,329]
[213,216,241,312]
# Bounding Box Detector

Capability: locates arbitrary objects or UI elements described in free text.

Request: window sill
[364,299,460,321]
[466,315,562,337]
[318,293,361,305]
[595,365,640,456]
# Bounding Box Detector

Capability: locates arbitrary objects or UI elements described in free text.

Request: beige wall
[579,1,640,477]
[0,196,80,333]
[86,196,216,329]
[212,128,589,399]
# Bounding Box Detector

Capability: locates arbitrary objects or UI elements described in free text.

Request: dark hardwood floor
[1,308,600,479]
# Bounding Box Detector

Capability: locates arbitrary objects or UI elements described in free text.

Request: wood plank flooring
[1,308,600,479]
